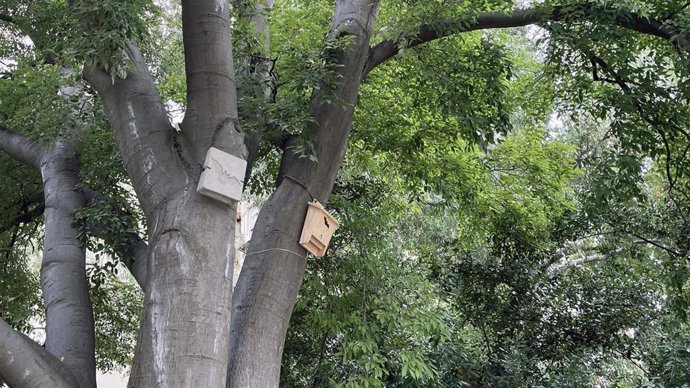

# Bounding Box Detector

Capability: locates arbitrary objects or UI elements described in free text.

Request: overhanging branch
[364,3,685,76]
[0,318,78,387]
[83,42,184,216]
[0,125,44,170]
[550,254,607,276]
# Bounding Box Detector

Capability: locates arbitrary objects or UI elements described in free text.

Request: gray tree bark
[86,0,247,385]
[0,126,95,388]
[227,1,381,386]
[0,318,78,387]
[40,139,96,388]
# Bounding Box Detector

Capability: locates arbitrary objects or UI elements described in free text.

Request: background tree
[0,0,689,387]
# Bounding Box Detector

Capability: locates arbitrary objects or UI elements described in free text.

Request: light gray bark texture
[227,1,381,386]
[40,140,96,388]
[0,125,43,170]
[86,0,247,386]
[0,318,78,388]
[0,128,96,388]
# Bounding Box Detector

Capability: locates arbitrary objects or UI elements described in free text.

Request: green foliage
[77,108,133,200]
[240,0,354,194]
[359,34,513,159]
[374,0,515,45]
[283,165,452,387]
[69,0,159,80]
[90,272,143,372]
[278,0,690,381]
[642,319,690,387]
[2,0,158,80]
[148,3,185,108]
[2,0,690,385]
[246,0,345,151]
[0,155,43,333]
[74,196,140,285]
[0,63,78,144]
[283,110,586,386]
[0,235,41,333]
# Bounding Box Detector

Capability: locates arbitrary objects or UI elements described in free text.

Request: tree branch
[38,140,96,387]
[0,317,78,388]
[630,233,681,257]
[181,0,245,157]
[83,42,186,216]
[11,202,45,225]
[550,254,607,276]
[588,51,690,211]
[0,125,44,170]
[0,191,45,235]
[364,3,686,76]
[229,1,382,385]
[605,221,681,257]
[82,189,148,289]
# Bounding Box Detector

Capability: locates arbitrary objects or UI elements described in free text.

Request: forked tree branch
[0,125,44,170]
[228,1,382,385]
[83,42,185,216]
[364,3,687,75]
[0,318,78,387]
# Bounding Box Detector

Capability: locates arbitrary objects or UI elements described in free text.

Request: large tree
[0,0,689,387]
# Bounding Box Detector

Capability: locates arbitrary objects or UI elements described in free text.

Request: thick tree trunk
[128,192,237,387]
[40,140,96,388]
[227,1,380,386]
[88,1,246,385]
[0,127,101,387]
[227,184,311,387]
[83,44,186,217]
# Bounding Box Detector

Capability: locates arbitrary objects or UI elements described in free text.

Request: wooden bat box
[299,201,338,257]
[197,147,247,205]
